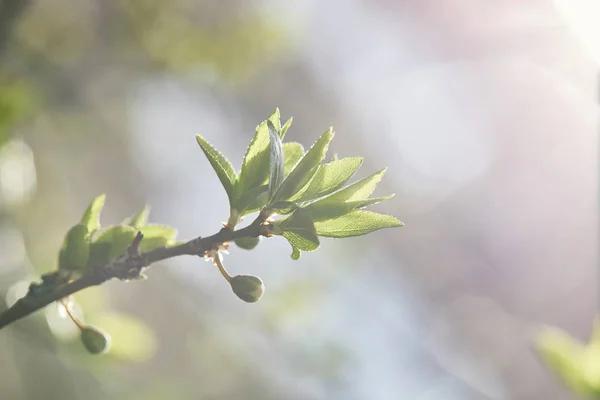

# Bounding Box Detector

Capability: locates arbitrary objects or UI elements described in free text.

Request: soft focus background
[0,1,597,399]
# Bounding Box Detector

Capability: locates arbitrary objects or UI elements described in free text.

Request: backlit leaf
[267,120,284,200]
[283,142,304,175]
[292,157,363,202]
[196,135,236,200]
[138,224,178,252]
[314,210,403,238]
[307,195,394,221]
[80,194,106,233]
[88,225,137,267]
[271,128,334,203]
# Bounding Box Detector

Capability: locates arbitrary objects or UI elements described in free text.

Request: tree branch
[0,216,266,330]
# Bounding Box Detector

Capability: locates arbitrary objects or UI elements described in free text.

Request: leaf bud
[234,236,260,250]
[80,325,111,355]
[230,275,264,303]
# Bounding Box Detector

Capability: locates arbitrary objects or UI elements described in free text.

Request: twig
[0,216,266,330]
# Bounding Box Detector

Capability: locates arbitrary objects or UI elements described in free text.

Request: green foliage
[80,194,106,233]
[536,321,600,398]
[230,275,265,303]
[310,168,388,205]
[282,142,304,175]
[267,120,284,201]
[193,109,401,259]
[275,208,320,259]
[280,117,293,140]
[235,109,282,214]
[58,224,91,273]
[291,157,363,202]
[195,134,236,201]
[313,211,403,238]
[24,109,402,357]
[138,224,178,252]
[123,204,151,229]
[270,128,334,204]
[307,195,395,221]
[88,225,138,267]
[265,201,298,216]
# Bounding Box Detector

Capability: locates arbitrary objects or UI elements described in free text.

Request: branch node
[127,231,144,257]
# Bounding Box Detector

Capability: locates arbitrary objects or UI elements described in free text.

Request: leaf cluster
[58,195,178,276]
[196,109,403,259]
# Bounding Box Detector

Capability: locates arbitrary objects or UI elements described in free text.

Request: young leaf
[283,142,304,175]
[196,135,236,200]
[271,128,335,204]
[80,194,106,233]
[275,208,320,257]
[236,184,268,216]
[268,108,281,136]
[267,120,284,200]
[236,122,271,204]
[291,157,363,202]
[138,224,178,252]
[122,204,151,229]
[266,201,298,215]
[280,117,293,140]
[290,245,301,260]
[307,195,395,221]
[313,168,387,206]
[88,225,137,267]
[58,224,91,272]
[313,210,403,238]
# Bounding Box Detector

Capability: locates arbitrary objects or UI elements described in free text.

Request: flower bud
[80,325,111,355]
[234,236,260,250]
[230,275,264,303]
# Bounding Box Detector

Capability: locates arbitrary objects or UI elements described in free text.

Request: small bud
[230,275,264,303]
[234,236,260,250]
[80,325,111,355]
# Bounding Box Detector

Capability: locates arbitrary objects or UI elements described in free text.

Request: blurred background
[0,0,597,399]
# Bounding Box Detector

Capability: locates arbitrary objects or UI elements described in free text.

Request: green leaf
[237,184,268,216]
[236,122,271,204]
[58,224,91,272]
[271,128,335,204]
[280,117,293,140]
[122,204,151,229]
[266,201,298,215]
[267,120,285,200]
[313,210,403,238]
[196,135,236,200]
[276,208,320,256]
[268,108,281,135]
[307,195,395,221]
[313,168,387,206]
[283,142,304,175]
[292,157,363,202]
[88,225,138,267]
[535,326,597,397]
[80,194,106,233]
[138,224,178,252]
[290,245,301,260]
